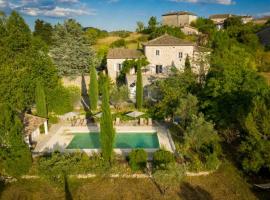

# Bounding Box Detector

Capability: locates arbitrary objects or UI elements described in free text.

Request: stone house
[210,14,253,30]
[180,25,200,35]
[107,35,210,99]
[162,11,198,27]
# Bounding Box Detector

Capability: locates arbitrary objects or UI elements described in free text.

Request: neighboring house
[162,11,198,27]
[180,25,200,35]
[257,26,270,47]
[209,14,253,30]
[107,48,143,82]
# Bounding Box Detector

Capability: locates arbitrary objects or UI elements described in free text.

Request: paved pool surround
[33,125,175,156]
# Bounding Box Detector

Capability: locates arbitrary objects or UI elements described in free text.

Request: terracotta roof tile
[107,48,143,59]
[162,11,197,16]
[143,34,195,46]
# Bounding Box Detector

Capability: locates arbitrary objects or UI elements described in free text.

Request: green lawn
[1,161,267,200]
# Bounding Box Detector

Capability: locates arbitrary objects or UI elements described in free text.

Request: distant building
[180,25,200,35]
[209,14,253,30]
[162,11,198,27]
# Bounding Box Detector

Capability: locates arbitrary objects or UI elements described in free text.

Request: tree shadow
[0,179,5,197]
[179,182,213,200]
[81,74,89,112]
[64,174,73,200]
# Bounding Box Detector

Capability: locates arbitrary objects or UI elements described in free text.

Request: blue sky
[0,0,270,31]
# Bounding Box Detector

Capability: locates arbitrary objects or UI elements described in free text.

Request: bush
[110,39,126,48]
[153,149,175,169]
[47,85,80,115]
[128,149,147,171]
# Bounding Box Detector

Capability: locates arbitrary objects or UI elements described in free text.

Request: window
[156,65,163,74]
[117,63,122,71]
[179,52,183,59]
[156,50,160,56]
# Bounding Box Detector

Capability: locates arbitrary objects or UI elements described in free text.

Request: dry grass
[260,72,270,85]
[0,161,264,200]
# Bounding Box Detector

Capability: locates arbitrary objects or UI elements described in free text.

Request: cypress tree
[100,74,115,164]
[184,55,191,72]
[136,60,143,110]
[89,64,99,111]
[35,80,47,118]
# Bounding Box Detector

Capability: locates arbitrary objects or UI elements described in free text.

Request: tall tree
[148,16,158,31]
[184,55,191,72]
[89,64,99,111]
[50,19,95,76]
[136,60,143,110]
[0,104,32,177]
[100,74,115,164]
[136,21,145,32]
[33,19,53,45]
[35,81,47,118]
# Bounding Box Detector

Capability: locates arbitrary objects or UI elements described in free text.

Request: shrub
[153,149,175,169]
[205,153,220,170]
[128,149,147,171]
[47,85,80,115]
[110,39,126,48]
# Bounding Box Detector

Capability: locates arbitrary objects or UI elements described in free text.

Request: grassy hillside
[1,161,267,200]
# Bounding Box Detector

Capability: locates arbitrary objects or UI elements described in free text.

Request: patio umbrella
[126,111,145,118]
[94,112,102,118]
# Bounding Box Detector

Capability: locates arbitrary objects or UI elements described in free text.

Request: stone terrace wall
[62,76,90,90]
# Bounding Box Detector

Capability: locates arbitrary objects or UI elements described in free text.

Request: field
[93,32,147,51]
[1,161,268,200]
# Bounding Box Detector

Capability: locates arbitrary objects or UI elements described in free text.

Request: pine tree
[136,61,143,110]
[89,64,99,111]
[35,81,47,118]
[100,74,115,164]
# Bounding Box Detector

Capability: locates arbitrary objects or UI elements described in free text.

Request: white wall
[144,45,195,72]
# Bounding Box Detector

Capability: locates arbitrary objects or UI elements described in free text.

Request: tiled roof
[142,34,195,46]
[107,48,143,59]
[22,114,47,136]
[209,14,235,19]
[162,11,197,17]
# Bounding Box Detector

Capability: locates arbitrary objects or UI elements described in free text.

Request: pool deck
[33,123,176,157]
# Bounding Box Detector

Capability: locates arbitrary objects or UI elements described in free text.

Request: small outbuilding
[23,114,48,148]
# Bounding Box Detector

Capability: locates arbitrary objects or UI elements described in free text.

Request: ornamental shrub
[128,149,147,171]
[153,149,175,169]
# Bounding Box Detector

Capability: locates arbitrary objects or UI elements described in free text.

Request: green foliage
[47,85,80,115]
[100,74,115,164]
[0,11,59,111]
[136,62,143,110]
[184,55,191,72]
[33,19,53,45]
[110,85,129,109]
[84,27,108,45]
[110,30,131,38]
[224,16,243,29]
[153,149,175,169]
[0,104,32,177]
[89,64,99,111]
[110,39,127,48]
[176,94,198,128]
[153,163,185,195]
[50,19,95,76]
[38,152,107,184]
[128,149,147,171]
[148,16,158,31]
[191,17,216,35]
[136,21,145,32]
[149,26,185,40]
[239,97,270,173]
[35,81,47,118]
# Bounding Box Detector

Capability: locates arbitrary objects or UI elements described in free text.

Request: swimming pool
[66,132,160,149]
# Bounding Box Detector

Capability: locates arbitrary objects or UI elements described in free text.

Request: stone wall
[61,75,90,90]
